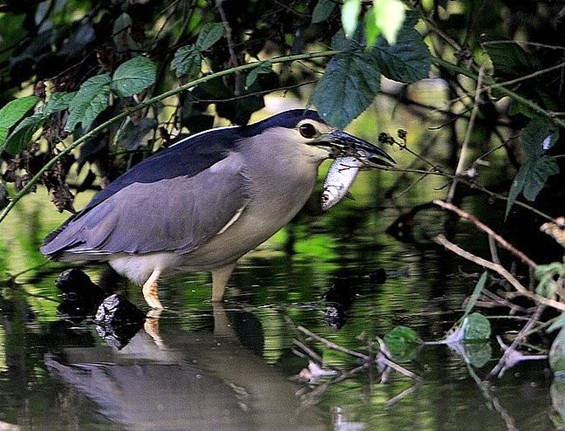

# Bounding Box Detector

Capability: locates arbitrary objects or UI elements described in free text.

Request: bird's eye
[299,123,317,138]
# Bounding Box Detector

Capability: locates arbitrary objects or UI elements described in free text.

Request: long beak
[328,130,395,167]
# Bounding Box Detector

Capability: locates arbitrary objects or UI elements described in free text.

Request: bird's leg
[211,262,236,302]
[142,269,164,309]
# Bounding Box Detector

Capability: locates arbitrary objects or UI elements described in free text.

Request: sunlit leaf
[111,56,156,97]
[195,22,225,51]
[312,0,337,23]
[171,45,202,78]
[341,0,361,38]
[463,312,491,341]
[372,0,406,45]
[65,74,111,132]
[311,51,381,129]
[384,326,421,361]
[364,8,381,47]
[0,95,39,145]
[1,114,44,155]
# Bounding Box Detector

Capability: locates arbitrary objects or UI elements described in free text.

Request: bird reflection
[46,299,323,431]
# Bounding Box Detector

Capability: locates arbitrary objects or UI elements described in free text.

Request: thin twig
[434,234,565,311]
[434,200,538,269]
[296,325,369,361]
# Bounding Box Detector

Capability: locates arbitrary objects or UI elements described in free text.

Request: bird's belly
[108,174,316,281]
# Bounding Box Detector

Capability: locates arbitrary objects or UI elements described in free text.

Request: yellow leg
[211,262,236,302]
[142,269,164,309]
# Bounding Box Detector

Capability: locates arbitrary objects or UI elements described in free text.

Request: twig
[434,200,538,269]
[434,234,565,311]
[296,325,369,361]
[447,64,485,202]
[0,49,339,224]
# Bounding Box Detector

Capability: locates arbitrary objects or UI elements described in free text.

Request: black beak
[329,130,395,167]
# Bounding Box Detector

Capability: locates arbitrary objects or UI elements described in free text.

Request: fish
[321,156,362,211]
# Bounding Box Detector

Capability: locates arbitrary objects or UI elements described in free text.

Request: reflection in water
[45,303,324,431]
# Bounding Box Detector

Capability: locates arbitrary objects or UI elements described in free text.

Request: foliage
[0,0,565,400]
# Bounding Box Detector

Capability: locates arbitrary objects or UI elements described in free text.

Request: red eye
[299,123,317,138]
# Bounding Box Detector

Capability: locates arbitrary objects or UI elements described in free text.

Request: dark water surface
[0,180,560,431]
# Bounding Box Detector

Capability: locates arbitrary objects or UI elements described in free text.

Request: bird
[41,109,394,309]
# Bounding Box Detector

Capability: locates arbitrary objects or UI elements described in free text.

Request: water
[0,179,559,430]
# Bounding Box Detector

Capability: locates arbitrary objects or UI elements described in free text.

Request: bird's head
[241,109,395,167]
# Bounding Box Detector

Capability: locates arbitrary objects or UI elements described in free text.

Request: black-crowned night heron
[41,110,394,309]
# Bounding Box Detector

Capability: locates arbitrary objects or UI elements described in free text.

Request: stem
[0,49,338,224]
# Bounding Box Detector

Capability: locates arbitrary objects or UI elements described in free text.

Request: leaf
[65,74,111,132]
[462,312,491,341]
[171,45,203,78]
[111,56,156,97]
[384,326,421,361]
[116,117,158,150]
[505,118,560,218]
[1,114,44,155]
[371,26,431,83]
[364,8,381,48]
[113,12,135,52]
[463,342,492,368]
[483,40,539,78]
[550,325,565,375]
[0,96,39,145]
[372,0,406,45]
[245,61,272,89]
[195,22,225,51]
[42,92,76,116]
[312,0,337,23]
[341,0,362,38]
[464,271,488,317]
[521,117,558,158]
[311,51,381,129]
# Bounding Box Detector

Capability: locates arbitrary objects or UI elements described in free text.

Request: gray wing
[42,152,249,258]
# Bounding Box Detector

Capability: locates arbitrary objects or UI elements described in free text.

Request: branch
[434,234,565,312]
[0,49,338,224]
[434,200,538,269]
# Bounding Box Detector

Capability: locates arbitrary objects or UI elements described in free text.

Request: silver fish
[321,156,362,211]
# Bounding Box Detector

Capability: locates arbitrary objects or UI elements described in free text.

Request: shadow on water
[0,189,563,430]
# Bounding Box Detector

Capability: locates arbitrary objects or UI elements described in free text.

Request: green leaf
[483,40,539,78]
[111,56,156,97]
[464,271,488,317]
[0,96,39,145]
[195,22,225,51]
[245,61,272,89]
[384,326,422,361]
[550,325,565,374]
[42,92,76,116]
[312,0,337,23]
[116,117,158,150]
[311,51,381,129]
[463,342,492,368]
[463,312,491,341]
[341,0,362,38]
[505,119,560,218]
[113,12,136,52]
[364,8,381,48]
[371,26,431,83]
[372,0,406,45]
[65,74,111,132]
[1,114,44,155]
[520,117,558,158]
[171,45,203,78]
